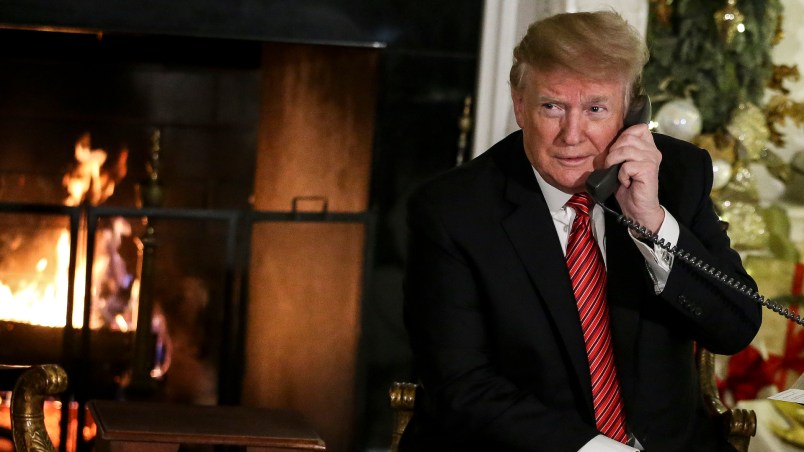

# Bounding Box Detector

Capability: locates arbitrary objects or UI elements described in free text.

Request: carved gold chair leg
[696,347,756,452]
[389,381,417,452]
[10,364,69,452]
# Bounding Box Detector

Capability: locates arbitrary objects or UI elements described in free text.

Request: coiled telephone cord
[597,202,804,327]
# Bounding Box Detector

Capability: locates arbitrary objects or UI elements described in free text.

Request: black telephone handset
[583,95,804,326]
[585,94,652,204]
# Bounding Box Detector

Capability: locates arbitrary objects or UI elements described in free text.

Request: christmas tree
[643,0,802,260]
[644,0,782,133]
[645,1,804,414]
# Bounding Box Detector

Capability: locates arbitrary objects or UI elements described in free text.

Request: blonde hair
[510,11,649,105]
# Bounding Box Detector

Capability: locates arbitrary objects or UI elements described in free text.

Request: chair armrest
[390,349,757,451]
[389,382,417,452]
[697,347,756,452]
[10,364,68,452]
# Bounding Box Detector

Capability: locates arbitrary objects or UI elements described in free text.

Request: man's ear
[511,87,526,129]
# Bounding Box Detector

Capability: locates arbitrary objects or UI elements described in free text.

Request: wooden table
[88,400,326,451]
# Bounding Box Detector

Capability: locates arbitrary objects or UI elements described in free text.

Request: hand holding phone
[583,94,804,327]
[586,95,652,204]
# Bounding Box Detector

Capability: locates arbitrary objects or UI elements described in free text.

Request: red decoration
[718,262,804,402]
[718,345,776,402]
[793,263,804,296]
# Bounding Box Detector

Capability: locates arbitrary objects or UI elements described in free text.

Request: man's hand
[607,124,664,233]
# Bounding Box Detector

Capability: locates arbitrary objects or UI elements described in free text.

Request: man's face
[511,67,626,194]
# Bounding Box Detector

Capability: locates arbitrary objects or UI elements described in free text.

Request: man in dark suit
[402,11,761,452]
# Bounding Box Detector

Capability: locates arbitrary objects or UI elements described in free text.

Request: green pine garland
[643,0,783,133]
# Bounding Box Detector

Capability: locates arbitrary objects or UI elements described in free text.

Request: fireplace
[0,131,247,451]
[0,23,253,450]
[0,14,383,450]
[0,0,488,449]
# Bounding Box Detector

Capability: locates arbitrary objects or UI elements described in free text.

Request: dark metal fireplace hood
[0,0,388,47]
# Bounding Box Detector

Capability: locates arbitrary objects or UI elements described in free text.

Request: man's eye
[542,103,556,110]
[590,106,603,113]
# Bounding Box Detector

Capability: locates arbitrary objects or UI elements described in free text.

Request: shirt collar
[532,167,573,215]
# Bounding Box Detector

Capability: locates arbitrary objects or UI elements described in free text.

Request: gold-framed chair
[1,364,69,452]
[696,348,756,452]
[390,348,755,452]
[389,381,417,451]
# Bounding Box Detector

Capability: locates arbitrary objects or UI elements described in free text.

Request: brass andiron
[128,128,165,398]
[138,128,165,208]
[456,95,473,166]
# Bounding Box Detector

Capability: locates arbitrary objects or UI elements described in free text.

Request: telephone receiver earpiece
[585,94,652,204]
[623,93,652,129]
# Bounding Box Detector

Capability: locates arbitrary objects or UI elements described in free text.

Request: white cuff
[578,434,640,451]
[629,206,679,294]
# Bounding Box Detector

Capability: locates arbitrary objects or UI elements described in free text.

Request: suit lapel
[603,198,651,408]
[497,145,594,412]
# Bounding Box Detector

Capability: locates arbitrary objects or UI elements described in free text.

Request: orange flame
[63,133,127,206]
[0,133,133,328]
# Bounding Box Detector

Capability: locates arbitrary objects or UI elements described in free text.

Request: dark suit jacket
[402,131,762,452]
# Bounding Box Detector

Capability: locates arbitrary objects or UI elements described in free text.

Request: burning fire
[0,133,134,329]
[64,133,128,207]
[0,230,84,327]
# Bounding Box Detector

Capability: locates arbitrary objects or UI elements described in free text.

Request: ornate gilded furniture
[1,364,68,452]
[390,348,755,452]
[696,348,757,452]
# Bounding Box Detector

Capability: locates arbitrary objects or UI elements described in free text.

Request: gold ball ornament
[725,103,771,161]
[718,160,760,203]
[714,161,766,250]
[718,201,768,250]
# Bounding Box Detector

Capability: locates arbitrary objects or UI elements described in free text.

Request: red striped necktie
[565,193,628,443]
